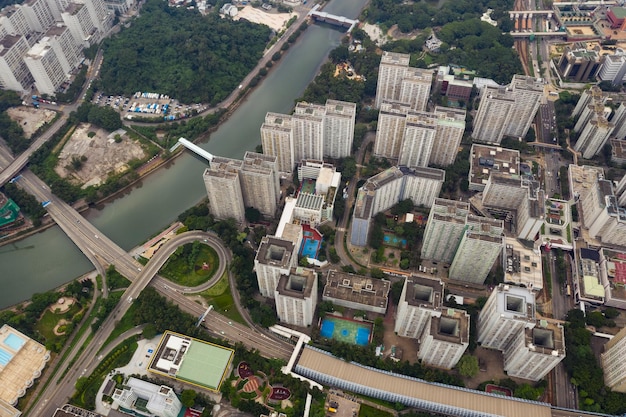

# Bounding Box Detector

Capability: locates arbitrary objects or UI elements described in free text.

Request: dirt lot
[6,106,56,139]
[55,123,145,187]
[234,6,297,32]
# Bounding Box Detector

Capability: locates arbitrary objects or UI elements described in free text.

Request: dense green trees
[99,0,271,104]
[1,183,47,226]
[0,90,29,154]
[71,102,122,131]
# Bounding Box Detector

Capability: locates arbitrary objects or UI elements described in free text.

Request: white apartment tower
[448,216,504,284]
[254,236,296,298]
[574,117,615,159]
[274,267,318,327]
[602,326,626,393]
[209,153,280,218]
[0,6,32,37]
[399,67,433,111]
[375,51,411,108]
[472,85,515,144]
[261,112,294,173]
[429,106,466,167]
[293,102,325,163]
[24,41,68,95]
[324,99,356,158]
[503,321,565,381]
[62,0,111,47]
[394,276,444,338]
[418,309,470,370]
[22,0,56,32]
[0,34,33,92]
[402,166,445,208]
[505,75,544,138]
[374,101,411,159]
[203,166,245,223]
[45,25,83,75]
[421,199,470,263]
[478,284,536,351]
[398,111,437,168]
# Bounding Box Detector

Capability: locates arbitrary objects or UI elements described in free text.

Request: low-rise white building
[112,377,182,417]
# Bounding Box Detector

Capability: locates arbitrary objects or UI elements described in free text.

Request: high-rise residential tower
[254,236,297,298]
[374,101,412,159]
[428,106,466,167]
[472,85,515,144]
[602,326,626,393]
[394,276,444,338]
[0,34,33,92]
[261,112,294,173]
[418,308,470,370]
[274,267,318,327]
[421,199,470,263]
[448,215,504,284]
[398,111,437,168]
[202,166,245,222]
[324,99,356,158]
[505,75,544,138]
[375,51,411,108]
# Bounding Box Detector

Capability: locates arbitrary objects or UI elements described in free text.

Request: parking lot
[93,91,208,121]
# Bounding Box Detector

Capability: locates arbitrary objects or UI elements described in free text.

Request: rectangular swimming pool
[0,348,13,366]
[320,316,372,346]
[4,333,25,351]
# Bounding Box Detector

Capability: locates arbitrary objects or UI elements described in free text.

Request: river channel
[0,0,369,309]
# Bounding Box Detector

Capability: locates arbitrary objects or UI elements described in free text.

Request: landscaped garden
[159,241,219,287]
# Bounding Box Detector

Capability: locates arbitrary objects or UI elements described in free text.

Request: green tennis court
[177,339,234,391]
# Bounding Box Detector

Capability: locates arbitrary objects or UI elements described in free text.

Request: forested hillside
[99,0,271,104]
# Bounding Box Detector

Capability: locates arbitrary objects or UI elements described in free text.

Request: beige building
[261,112,294,173]
[418,308,469,370]
[0,325,50,415]
[375,51,432,110]
[503,237,543,291]
[394,276,444,339]
[602,326,626,393]
[468,144,520,192]
[24,41,68,96]
[274,267,318,327]
[374,101,412,159]
[398,111,437,169]
[505,75,544,139]
[323,270,390,314]
[254,236,297,298]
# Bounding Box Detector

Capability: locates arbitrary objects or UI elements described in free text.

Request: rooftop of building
[504,237,543,291]
[524,321,565,356]
[380,51,410,66]
[610,5,626,19]
[276,267,316,299]
[434,106,467,122]
[64,2,84,15]
[244,151,277,165]
[405,111,437,128]
[399,165,446,181]
[362,167,404,192]
[325,99,356,115]
[379,100,413,115]
[601,247,626,287]
[324,270,390,310]
[481,85,516,101]
[295,192,324,211]
[147,331,233,392]
[579,248,605,300]
[610,139,626,161]
[0,325,49,408]
[45,25,68,37]
[353,189,374,220]
[511,75,544,92]
[295,101,326,118]
[470,144,520,187]
[255,235,295,269]
[490,284,536,320]
[263,112,292,127]
[403,67,433,81]
[0,34,22,56]
[429,308,470,344]
[403,275,444,308]
[203,167,238,181]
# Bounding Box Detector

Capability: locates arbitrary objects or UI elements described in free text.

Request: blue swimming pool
[0,348,13,366]
[4,333,25,351]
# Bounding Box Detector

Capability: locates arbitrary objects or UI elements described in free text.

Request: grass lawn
[200,271,246,325]
[101,303,138,350]
[159,243,220,287]
[35,302,82,342]
[358,404,394,417]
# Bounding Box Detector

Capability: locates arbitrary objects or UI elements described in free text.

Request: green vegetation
[159,241,219,287]
[34,301,82,352]
[564,309,626,414]
[456,355,479,378]
[200,272,246,325]
[106,265,131,290]
[101,303,138,349]
[72,337,138,409]
[0,90,29,154]
[358,404,394,417]
[72,102,122,131]
[100,0,271,104]
[55,66,88,103]
[1,182,47,226]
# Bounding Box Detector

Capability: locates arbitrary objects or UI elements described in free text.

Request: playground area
[383,232,407,249]
[300,224,323,259]
[320,316,372,346]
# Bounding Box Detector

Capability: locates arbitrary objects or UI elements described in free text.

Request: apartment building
[448,216,504,284]
[394,276,444,338]
[421,199,470,264]
[375,51,410,108]
[254,236,297,298]
[324,99,356,158]
[504,75,544,139]
[374,101,412,159]
[428,106,466,167]
[398,111,437,168]
[418,308,470,370]
[202,166,245,222]
[602,326,626,393]
[472,85,515,144]
[502,321,565,381]
[261,112,294,173]
[0,34,33,92]
[24,41,68,95]
[478,284,536,351]
[274,267,318,327]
